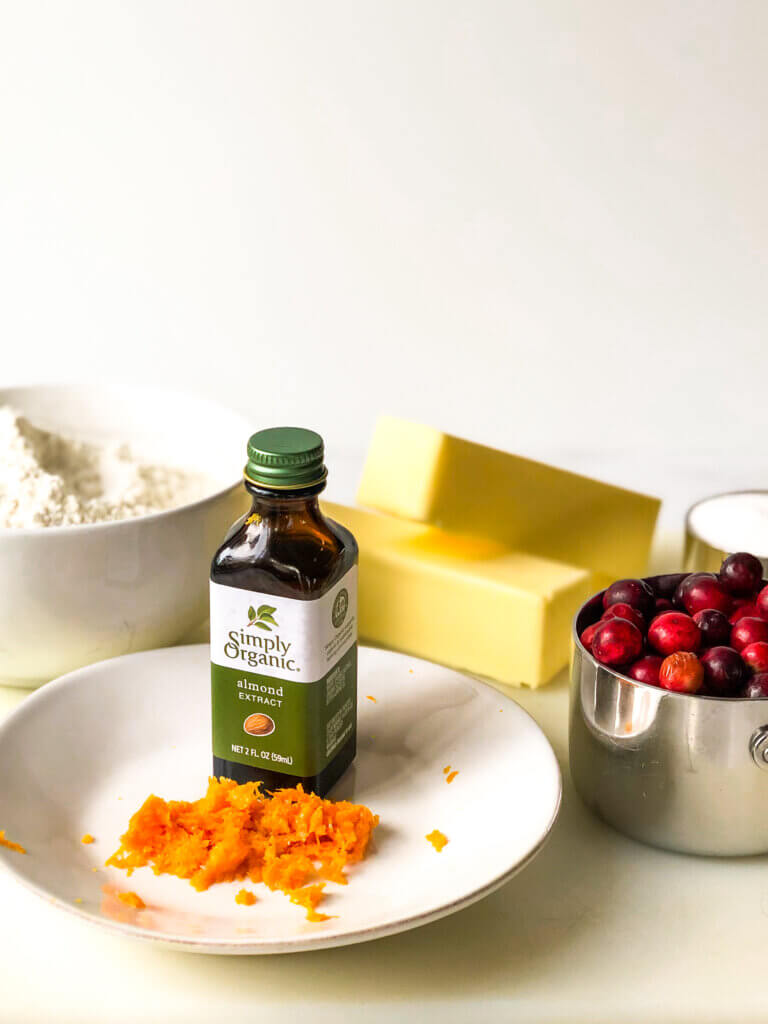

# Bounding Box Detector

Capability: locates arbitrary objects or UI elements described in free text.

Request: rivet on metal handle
[750,726,768,770]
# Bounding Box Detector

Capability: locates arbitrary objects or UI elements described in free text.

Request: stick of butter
[323,501,592,687]
[357,417,660,580]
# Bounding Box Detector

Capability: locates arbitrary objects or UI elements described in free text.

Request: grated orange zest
[0,830,26,855]
[117,891,145,909]
[235,888,256,906]
[426,829,448,852]
[106,778,378,921]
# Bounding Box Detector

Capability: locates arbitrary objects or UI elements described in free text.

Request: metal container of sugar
[685,491,768,576]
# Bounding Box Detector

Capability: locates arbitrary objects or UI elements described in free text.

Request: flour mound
[0,406,206,528]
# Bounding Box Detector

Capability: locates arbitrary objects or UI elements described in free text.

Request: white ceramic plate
[0,645,561,954]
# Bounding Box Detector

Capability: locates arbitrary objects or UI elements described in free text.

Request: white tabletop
[1,452,767,1023]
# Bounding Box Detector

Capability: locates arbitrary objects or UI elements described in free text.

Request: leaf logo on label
[246,604,279,632]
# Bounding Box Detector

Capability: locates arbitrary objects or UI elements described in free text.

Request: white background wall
[2,1,767,486]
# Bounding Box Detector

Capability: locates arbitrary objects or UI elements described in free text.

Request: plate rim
[0,643,562,954]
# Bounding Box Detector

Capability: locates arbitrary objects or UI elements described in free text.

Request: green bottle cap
[244,427,327,490]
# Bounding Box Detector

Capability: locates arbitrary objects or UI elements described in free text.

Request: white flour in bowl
[0,406,208,528]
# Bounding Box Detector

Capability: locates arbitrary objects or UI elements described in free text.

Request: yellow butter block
[357,417,660,579]
[323,501,592,687]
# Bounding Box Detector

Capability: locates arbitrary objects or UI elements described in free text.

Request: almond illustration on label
[243,713,275,737]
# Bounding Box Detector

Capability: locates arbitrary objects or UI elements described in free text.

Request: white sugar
[688,492,768,555]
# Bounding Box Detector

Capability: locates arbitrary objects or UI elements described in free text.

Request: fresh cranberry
[601,602,646,631]
[741,641,768,675]
[602,579,655,618]
[743,673,768,699]
[653,597,674,615]
[651,573,690,599]
[731,617,768,652]
[647,611,701,656]
[730,602,761,624]
[580,622,601,652]
[659,652,703,694]
[757,584,768,620]
[591,617,644,667]
[674,573,732,615]
[700,646,745,696]
[693,609,732,647]
[719,552,764,595]
[628,655,664,686]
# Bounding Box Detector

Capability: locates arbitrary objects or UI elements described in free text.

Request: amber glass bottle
[210,427,358,796]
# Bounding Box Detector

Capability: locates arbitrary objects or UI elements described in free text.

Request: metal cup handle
[749,726,768,770]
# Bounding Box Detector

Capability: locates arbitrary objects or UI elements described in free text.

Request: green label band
[211,645,357,778]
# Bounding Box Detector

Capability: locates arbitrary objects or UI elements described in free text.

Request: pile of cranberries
[580,552,768,697]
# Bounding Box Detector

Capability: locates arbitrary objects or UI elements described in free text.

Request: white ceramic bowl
[0,385,251,688]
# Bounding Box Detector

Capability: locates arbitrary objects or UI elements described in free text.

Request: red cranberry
[651,573,690,599]
[700,646,745,696]
[591,617,643,667]
[743,673,768,699]
[741,641,768,675]
[647,611,701,656]
[653,597,674,615]
[580,622,601,652]
[693,609,732,647]
[601,602,646,631]
[602,579,654,618]
[719,552,764,595]
[730,602,761,624]
[757,584,768,620]
[674,573,732,615]
[628,655,663,686]
[659,652,703,694]
[731,617,768,653]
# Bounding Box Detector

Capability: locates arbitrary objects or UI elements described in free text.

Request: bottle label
[210,566,357,778]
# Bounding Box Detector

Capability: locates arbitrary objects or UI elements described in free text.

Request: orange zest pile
[0,830,26,855]
[106,778,378,921]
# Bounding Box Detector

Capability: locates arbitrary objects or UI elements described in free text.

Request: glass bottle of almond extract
[210,427,358,796]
